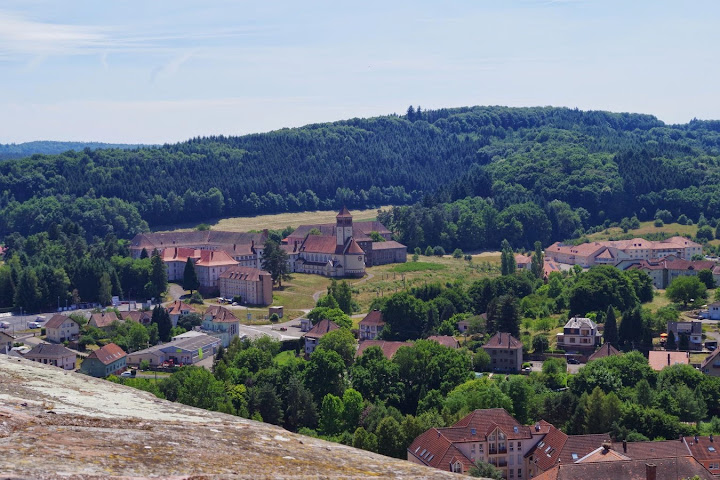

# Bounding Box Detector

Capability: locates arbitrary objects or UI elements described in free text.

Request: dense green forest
[3,106,720,242]
[0,141,147,160]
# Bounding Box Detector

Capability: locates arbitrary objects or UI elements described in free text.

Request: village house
[44,314,81,343]
[304,319,340,356]
[120,310,153,326]
[24,343,76,370]
[704,302,720,321]
[648,350,690,371]
[667,320,703,350]
[166,300,199,327]
[81,343,127,377]
[217,265,273,306]
[201,305,240,347]
[587,343,621,362]
[126,333,220,367]
[556,317,601,352]
[358,310,385,340]
[515,254,532,271]
[482,332,523,373]
[684,435,720,474]
[356,340,412,359]
[701,348,720,377]
[0,331,15,354]
[89,311,120,330]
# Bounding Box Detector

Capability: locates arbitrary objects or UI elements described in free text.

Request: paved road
[238,318,305,341]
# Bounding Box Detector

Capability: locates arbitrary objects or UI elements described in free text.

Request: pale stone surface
[0,356,462,479]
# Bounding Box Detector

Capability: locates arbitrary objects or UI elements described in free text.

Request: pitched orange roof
[356,340,411,359]
[204,305,239,323]
[345,239,364,255]
[359,310,385,327]
[648,350,689,371]
[87,343,126,365]
[90,312,120,328]
[195,250,238,267]
[300,235,342,255]
[305,319,340,339]
[161,247,199,263]
[483,332,522,349]
[166,301,199,316]
[45,314,78,329]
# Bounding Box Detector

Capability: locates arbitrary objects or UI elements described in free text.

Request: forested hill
[0,141,148,160]
[2,105,720,241]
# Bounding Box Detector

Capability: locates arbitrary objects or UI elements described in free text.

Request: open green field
[156,206,391,233]
[268,252,502,318]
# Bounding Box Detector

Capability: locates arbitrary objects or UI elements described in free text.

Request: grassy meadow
[586,220,719,247]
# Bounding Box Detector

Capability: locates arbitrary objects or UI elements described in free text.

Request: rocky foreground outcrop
[0,356,461,479]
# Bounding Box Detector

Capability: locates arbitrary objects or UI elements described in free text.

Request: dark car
[567,358,581,364]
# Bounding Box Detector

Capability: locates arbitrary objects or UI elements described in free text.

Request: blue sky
[1,0,719,144]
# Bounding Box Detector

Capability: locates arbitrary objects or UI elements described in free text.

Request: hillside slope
[2,106,720,240]
[0,356,459,479]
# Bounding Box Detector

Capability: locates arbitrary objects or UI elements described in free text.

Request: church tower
[336,206,353,246]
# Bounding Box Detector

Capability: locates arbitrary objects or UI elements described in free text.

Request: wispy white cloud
[151,50,196,83]
[0,10,109,56]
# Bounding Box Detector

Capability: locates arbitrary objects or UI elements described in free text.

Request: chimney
[711,434,714,443]
[535,423,540,432]
[668,353,671,365]
[602,441,611,453]
[695,435,699,443]
[623,440,627,453]
[645,463,656,480]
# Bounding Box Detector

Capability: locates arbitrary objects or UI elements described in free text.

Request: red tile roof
[611,440,690,459]
[90,312,120,328]
[370,240,406,251]
[534,456,712,480]
[482,332,522,350]
[165,301,199,316]
[408,428,473,471]
[359,310,385,327]
[558,433,613,464]
[345,238,364,255]
[684,436,720,463]
[120,310,153,324]
[161,247,199,263]
[305,319,340,340]
[450,408,532,441]
[300,235,343,255]
[87,343,126,365]
[336,206,352,218]
[356,340,411,359]
[204,305,239,323]
[427,335,459,349]
[588,343,621,362]
[648,350,689,371]
[45,314,78,329]
[195,250,238,267]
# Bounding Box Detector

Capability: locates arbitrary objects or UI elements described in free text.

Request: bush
[697,225,714,242]
[189,291,204,304]
[654,218,664,227]
[412,253,419,262]
[270,313,280,323]
[433,246,446,256]
[140,359,150,371]
[232,295,242,304]
[452,248,463,259]
[424,246,433,256]
[677,214,688,225]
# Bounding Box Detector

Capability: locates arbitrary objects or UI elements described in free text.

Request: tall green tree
[151,305,173,342]
[603,306,619,347]
[500,239,516,276]
[375,416,405,458]
[531,241,544,279]
[666,276,707,307]
[319,393,344,435]
[14,269,42,312]
[147,250,168,301]
[183,258,200,294]
[261,239,291,287]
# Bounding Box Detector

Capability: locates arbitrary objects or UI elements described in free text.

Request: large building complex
[546,236,703,268]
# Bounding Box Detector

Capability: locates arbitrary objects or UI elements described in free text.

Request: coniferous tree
[183,258,200,294]
[151,305,173,342]
[147,251,168,301]
[500,240,516,276]
[603,306,619,347]
[665,330,677,350]
[531,241,544,279]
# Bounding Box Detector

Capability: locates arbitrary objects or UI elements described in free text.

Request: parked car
[0,321,10,329]
[27,322,42,329]
[120,370,136,378]
[567,358,581,364]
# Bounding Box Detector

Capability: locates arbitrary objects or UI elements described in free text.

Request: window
[452,462,462,473]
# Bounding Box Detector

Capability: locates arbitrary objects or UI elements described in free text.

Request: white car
[120,370,135,378]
